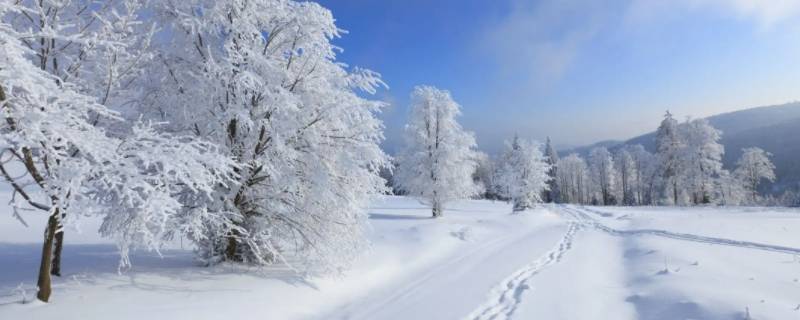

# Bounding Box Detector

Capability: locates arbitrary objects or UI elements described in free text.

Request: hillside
[562,102,800,193]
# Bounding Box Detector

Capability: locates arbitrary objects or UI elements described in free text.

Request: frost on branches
[0,1,233,302]
[557,154,590,204]
[144,0,389,271]
[494,136,551,212]
[735,147,776,204]
[681,118,725,205]
[395,86,480,218]
[588,147,618,205]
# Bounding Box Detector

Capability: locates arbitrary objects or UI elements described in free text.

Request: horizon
[318,0,800,154]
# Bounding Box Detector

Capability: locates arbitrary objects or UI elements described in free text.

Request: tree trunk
[432,201,443,218]
[672,180,679,205]
[51,227,64,277]
[225,232,239,262]
[37,210,59,302]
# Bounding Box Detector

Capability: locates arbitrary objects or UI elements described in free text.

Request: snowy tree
[717,171,747,206]
[395,86,480,218]
[2,0,160,278]
[588,147,617,205]
[734,147,776,203]
[0,9,232,303]
[494,136,551,212]
[627,145,657,205]
[542,137,560,203]
[146,0,390,270]
[473,151,498,199]
[681,119,725,204]
[557,154,590,204]
[655,111,684,205]
[614,148,637,205]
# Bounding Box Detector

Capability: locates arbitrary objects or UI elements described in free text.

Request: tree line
[390,102,781,214]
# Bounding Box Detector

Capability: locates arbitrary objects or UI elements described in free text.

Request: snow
[3,196,800,319]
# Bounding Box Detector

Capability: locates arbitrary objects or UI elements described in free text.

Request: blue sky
[317,0,800,153]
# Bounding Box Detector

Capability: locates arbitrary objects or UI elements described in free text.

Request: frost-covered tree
[588,147,617,205]
[0,8,232,302]
[2,0,160,277]
[146,0,389,269]
[734,147,776,203]
[494,136,551,212]
[542,137,560,203]
[395,86,479,218]
[557,153,590,204]
[473,151,498,199]
[627,145,657,205]
[717,171,747,206]
[614,148,636,205]
[681,119,725,204]
[655,111,684,205]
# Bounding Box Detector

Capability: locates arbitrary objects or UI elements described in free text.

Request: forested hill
[563,102,800,193]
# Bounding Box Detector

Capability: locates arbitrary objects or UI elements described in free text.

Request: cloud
[480,0,800,85]
[626,0,800,29]
[477,0,612,85]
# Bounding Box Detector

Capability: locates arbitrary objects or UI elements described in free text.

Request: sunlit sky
[317,0,800,153]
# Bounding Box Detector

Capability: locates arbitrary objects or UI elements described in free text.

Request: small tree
[734,147,776,204]
[543,137,560,203]
[473,151,498,199]
[494,136,551,212]
[395,86,480,218]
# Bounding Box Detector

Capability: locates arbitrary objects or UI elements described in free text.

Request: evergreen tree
[543,137,560,203]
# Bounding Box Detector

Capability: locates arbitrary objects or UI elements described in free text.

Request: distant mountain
[562,102,800,193]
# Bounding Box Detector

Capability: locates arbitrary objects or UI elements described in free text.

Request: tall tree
[614,148,636,205]
[681,119,725,204]
[656,111,683,205]
[588,147,617,205]
[147,0,390,270]
[734,147,776,204]
[627,145,657,205]
[542,137,560,203]
[395,86,480,218]
[0,14,231,302]
[494,136,551,212]
[1,1,233,302]
[3,0,158,277]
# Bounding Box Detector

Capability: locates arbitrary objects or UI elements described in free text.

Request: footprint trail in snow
[463,222,581,320]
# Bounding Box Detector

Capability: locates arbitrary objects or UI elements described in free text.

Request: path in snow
[559,205,800,255]
[463,221,581,320]
[324,212,571,320]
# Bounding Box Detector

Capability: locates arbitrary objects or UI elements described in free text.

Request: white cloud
[627,0,800,29]
[481,0,800,85]
[477,0,610,85]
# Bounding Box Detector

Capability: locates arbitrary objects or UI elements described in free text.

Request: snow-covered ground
[2,196,800,319]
